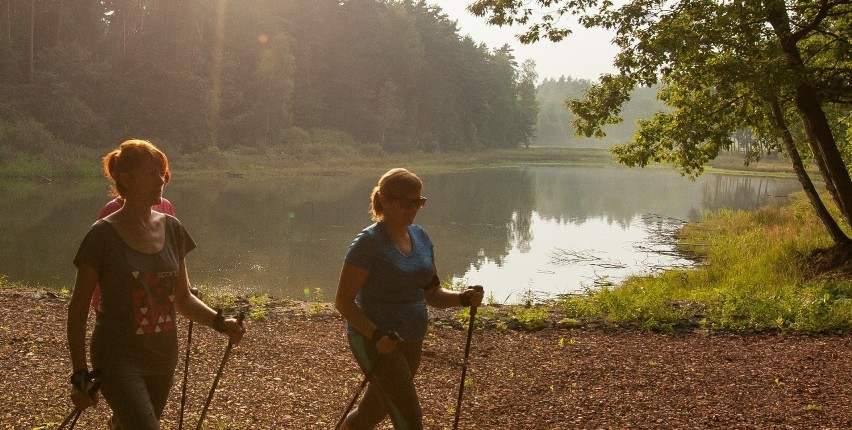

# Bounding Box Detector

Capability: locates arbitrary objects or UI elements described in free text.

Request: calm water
[0,166,802,303]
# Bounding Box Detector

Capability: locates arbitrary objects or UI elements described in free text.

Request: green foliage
[560,193,852,332]
[803,404,823,413]
[1,0,543,178]
[201,289,238,313]
[454,306,488,330]
[0,117,101,177]
[507,305,550,331]
[0,117,59,155]
[248,294,270,320]
[303,287,326,315]
[469,0,852,240]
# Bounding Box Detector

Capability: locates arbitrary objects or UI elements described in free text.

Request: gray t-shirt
[344,222,434,342]
[74,216,196,374]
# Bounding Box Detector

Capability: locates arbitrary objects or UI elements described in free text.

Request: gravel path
[3,289,850,429]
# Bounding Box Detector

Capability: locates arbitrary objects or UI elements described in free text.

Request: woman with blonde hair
[335,168,484,429]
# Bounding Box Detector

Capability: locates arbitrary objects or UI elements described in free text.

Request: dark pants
[99,365,174,430]
[345,333,423,430]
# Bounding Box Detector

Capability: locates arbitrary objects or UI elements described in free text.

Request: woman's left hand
[222,317,246,345]
[461,286,485,308]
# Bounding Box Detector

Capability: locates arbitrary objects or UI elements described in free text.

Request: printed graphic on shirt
[130,270,178,335]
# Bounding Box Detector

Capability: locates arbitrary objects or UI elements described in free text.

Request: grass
[303,287,327,315]
[550,192,852,333]
[2,146,621,180]
[443,191,851,333]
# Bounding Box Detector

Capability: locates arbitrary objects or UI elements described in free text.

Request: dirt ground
[2,289,851,430]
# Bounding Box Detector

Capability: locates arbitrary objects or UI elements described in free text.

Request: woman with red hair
[66,139,245,429]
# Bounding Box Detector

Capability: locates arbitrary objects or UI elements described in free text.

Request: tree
[469,0,852,248]
[516,59,539,148]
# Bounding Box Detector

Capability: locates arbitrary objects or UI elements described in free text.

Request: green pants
[345,332,424,430]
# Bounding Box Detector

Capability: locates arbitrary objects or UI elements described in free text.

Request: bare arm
[67,264,99,410]
[67,264,97,373]
[334,263,403,353]
[334,262,376,338]
[173,258,244,344]
[424,285,468,309]
[424,268,484,309]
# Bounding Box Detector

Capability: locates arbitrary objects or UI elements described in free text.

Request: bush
[0,117,60,155]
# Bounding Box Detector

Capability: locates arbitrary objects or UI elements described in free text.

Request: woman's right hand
[374,331,402,354]
[70,388,98,410]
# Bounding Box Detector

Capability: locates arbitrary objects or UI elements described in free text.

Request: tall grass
[556,193,852,332]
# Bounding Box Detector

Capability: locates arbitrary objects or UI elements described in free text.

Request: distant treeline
[0,0,539,167]
[534,77,667,148]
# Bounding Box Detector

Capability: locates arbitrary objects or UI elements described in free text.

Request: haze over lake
[0,166,802,303]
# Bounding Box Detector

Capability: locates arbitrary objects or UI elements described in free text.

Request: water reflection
[0,166,802,303]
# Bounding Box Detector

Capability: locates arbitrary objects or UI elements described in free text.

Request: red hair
[102,139,171,198]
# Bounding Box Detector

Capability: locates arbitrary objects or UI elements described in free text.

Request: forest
[0,0,542,172]
[534,77,666,148]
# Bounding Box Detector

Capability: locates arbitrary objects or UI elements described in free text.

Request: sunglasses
[394,196,427,209]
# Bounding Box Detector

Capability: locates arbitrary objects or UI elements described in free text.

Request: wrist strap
[371,328,385,344]
[69,369,89,392]
[371,329,400,344]
[69,368,101,394]
[213,309,227,333]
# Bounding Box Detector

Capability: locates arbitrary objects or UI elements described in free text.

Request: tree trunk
[28,0,33,83]
[769,99,850,245]
[56,0,63,45]
[791,84,852,226]
[208,0,227,149]
[5,0,10,45]
[765,0,852,233]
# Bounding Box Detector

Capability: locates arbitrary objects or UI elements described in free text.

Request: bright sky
[429,1,619,82]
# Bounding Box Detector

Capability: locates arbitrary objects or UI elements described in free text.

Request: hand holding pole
[60,371,101,430]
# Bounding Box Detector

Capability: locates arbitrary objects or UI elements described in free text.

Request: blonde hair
[370,168,422,221]
[102,139,171,198]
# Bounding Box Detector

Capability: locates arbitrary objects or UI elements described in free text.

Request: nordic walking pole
[334,362,375,430]
[178,287,200,430]
[334,332,401,430]
[67,409,82,429]
[453,286,484,430]
[57,408,80,430]
[196,310,245,430]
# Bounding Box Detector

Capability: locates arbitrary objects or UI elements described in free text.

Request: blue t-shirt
[344,222,435,342]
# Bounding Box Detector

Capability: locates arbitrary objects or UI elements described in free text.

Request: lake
[0,166,803,303]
